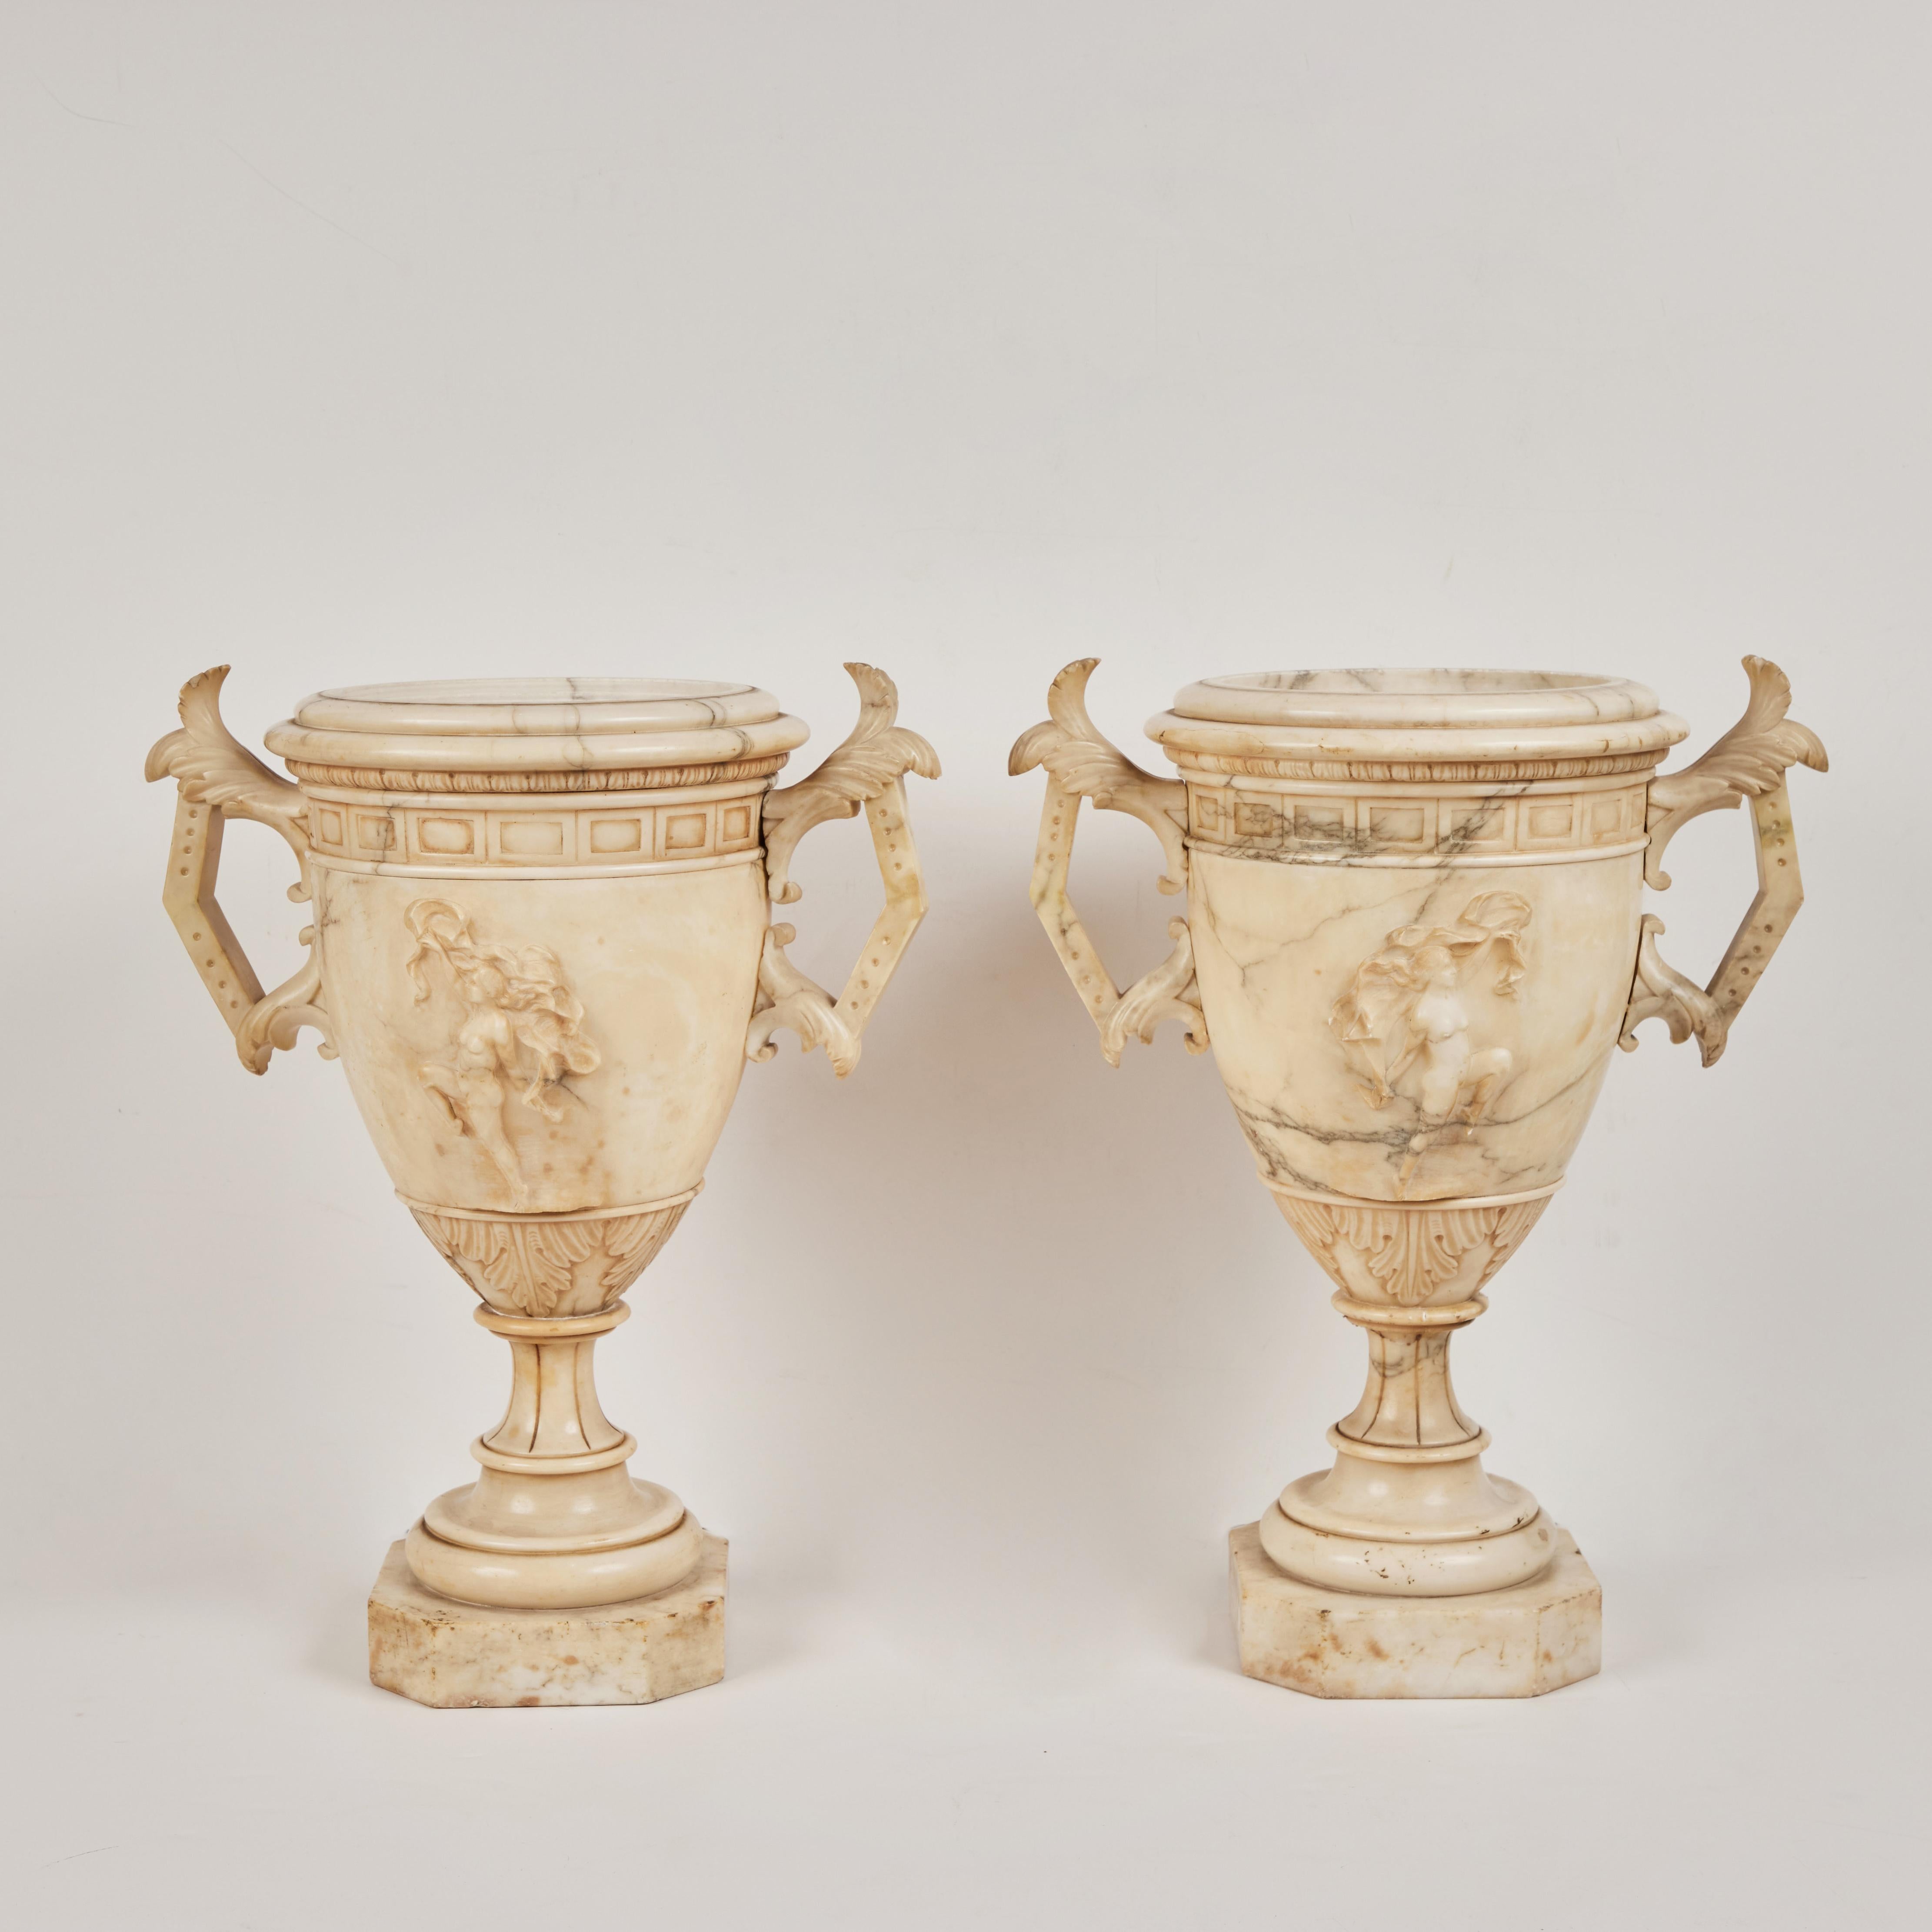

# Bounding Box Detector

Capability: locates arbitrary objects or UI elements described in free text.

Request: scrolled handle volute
[1620,656,1827,1066]
[745,663,939,1077]
[146,666,333,1073]
[1009,659,1209,1065]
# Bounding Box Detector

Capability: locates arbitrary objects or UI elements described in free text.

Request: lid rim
[292,676,783,739]
[1145,709,1689,764]
[264,673,806,774]
[264,717,810,773]
[1168,668,1662,732]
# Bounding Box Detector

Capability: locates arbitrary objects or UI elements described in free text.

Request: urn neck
[1332,1293,1486,1454]
[473,1301,634,1472]
[1262,1193,1561,1596]
[404,1294,704,1609]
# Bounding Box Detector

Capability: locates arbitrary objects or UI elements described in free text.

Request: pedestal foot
[1228,1521,1599,1699]
[368,1533,727,1708]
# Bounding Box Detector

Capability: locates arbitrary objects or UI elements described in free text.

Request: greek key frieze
[304,785,767,868]
[1187,782,1648,861]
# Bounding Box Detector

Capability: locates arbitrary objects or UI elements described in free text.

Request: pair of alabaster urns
[148,655,1824,1705]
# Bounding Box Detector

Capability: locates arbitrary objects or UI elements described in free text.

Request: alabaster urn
[1013,658,1825,1699]
[149,666,936,1706]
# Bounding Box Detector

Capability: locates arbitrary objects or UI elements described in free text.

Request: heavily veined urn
[149,669,938,1620]
[1013,659,1825,1693]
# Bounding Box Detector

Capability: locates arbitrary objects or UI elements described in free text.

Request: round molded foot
[406,1502,704,1609]
[1257,1499,1557,1597]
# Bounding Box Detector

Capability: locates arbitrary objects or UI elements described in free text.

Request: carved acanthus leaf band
[1621,656,1826,1067]
[1009,660,1209,1064]
[747,664,939,1076]
[1274,1193,1551,1307]
[409,1195,698,1318]
[285,755,790,793]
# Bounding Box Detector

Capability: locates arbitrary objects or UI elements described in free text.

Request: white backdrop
[3,5,1925,1928]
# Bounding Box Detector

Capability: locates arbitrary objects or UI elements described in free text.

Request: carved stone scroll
[1622,657,1827,1065]
[145,666,333,1071]
[747,663,939,1076]
[1009,659,1208,1065]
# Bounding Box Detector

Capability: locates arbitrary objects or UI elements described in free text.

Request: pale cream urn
[1013,658,1826,1699]
[148,666,938,1706]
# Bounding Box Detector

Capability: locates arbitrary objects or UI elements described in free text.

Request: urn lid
[1148,668,1686,771]
[264,676,810,783]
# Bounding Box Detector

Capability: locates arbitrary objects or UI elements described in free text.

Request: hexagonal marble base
[368,1533,726,1708]
[1229,1520,1600,1699]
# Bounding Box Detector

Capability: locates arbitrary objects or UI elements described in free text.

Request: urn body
[149,666,938,1676]
[1014,656,1825,1694]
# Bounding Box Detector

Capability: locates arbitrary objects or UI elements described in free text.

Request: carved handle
[746,663,940,1077]
[1620,656,1827,1066]
[1009,659,1209,1066]
[146,666,333,1073]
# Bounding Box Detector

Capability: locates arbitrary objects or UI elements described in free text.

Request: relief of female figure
[403,899,600,1208]
[1330,890,1532,1138]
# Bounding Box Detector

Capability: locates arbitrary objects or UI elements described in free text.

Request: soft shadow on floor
[303,1575,386,1695]
[1588,1547,1728,1686]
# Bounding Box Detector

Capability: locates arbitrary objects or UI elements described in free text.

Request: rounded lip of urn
[263,673,811,776]
[1146,666,1687,766]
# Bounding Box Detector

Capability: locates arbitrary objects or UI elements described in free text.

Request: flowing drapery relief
[404,898,600,1209]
